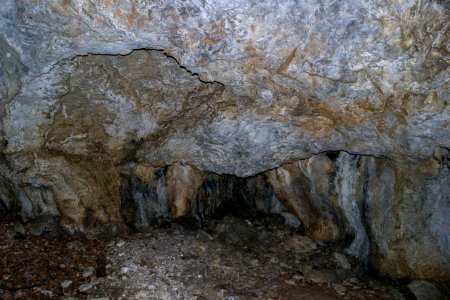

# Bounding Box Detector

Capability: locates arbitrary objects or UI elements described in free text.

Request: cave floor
[0,214,408,300]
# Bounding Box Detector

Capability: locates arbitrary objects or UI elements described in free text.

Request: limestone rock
[79,278,99,293]
[407,280,445,300]
[0,0,449,287]
[266,158,344,241]
[334,252,351,270]
[364,154,450,285]
[61,280,73,289]
[166,163,207,218]
[0,0,448,176]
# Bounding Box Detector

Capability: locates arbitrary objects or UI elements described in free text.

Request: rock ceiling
[0,0,448,176]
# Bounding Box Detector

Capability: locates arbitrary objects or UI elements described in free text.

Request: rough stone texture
[407,280,445,300]
[1,0,449,176]
[334,153,370,261]
[0,0,449,287]
[166,163,207,218]
[364,152,450,285]
[266,156,345,242]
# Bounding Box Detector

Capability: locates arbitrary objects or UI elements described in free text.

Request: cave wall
[2,152,448,283]
[0,0,449,285]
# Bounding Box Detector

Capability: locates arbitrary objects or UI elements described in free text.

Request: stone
[61,280,73,289]
[33,287,53,298]
[216,215,259,248]
[285,279,296,286]
[333,252,351,270]
[407,280,444,300]
[116,240,126,248]
[134,290,150,300]
[250,259,260,267]
[83,266,95,278]
[266,157,343,241]
[333,284,347,295]
[304,268,338,284]
[282,235,317,253]
[13,222,26,236]
[364,155,450,284]
[78,279,99,293]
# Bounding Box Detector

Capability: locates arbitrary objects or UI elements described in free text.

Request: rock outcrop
[0,0,449,287]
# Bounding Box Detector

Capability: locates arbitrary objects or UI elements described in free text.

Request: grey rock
[116,240,126,248]
[61,280,73,289]
[407,280,444,300]
[335,152,369,261]
[13,222,26,236]
[0,0,449,286]
[304,268,338,284]
[82,266,95,278]
[334,252,351,270]
[216,216,259,248]
[78,279,99,293]
[33,287,53,298]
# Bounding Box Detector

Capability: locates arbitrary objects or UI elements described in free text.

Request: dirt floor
[0,212,410,299]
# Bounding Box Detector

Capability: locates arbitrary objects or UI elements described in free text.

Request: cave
[0,0,449,299]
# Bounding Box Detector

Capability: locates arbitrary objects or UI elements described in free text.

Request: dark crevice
[34,47,225,88]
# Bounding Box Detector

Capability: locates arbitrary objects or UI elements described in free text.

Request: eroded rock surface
[1,0,449,175]
[0,0,449,289]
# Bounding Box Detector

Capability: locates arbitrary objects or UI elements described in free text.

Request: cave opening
[4,150,448,299]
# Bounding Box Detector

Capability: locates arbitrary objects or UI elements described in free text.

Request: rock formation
[0,0,449,287]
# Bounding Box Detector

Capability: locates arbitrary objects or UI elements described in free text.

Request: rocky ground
[1,212,411,299]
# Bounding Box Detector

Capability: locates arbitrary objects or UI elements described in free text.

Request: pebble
[285,279,296,286]
[407,280,444,300]
[61,280,73,289]
[33,287,53,298]
[134,290,150,299]
[67,240,82,250]
[293,274,304,280]
[334,252,351,270]
[270,257,279,264]
[83,266,95,277]
[333,284,347,294]
[79,279,99,293]
[116,240,126,247]
[305,268,337,284]
[58,217,407,299]
[250,259,260,267]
